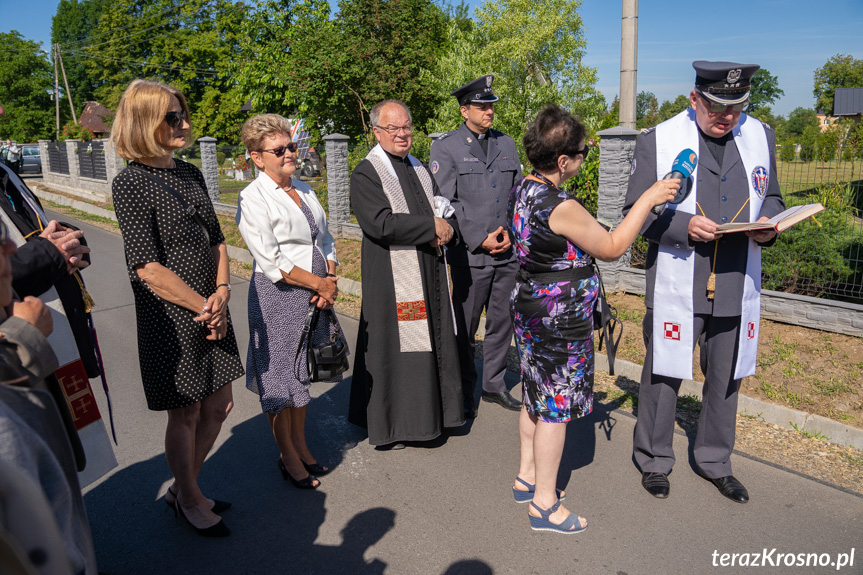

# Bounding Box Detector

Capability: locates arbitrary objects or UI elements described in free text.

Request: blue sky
[2,0,862,116]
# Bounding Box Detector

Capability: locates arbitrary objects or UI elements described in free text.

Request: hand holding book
[715,203,825,235]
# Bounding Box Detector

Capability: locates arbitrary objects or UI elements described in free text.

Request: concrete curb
[33,185,863,451]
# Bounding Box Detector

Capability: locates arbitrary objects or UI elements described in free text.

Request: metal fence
[629,145,863,304]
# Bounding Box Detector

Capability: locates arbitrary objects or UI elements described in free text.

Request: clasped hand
[194,291,228,340]
[480,226,511,255]
[311,276,338,310]
[39,220,90,274]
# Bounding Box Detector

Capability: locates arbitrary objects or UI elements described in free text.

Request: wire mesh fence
[629,143,863,305]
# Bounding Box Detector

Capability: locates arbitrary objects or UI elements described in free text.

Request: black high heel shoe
[173,500,230,538]
[301,460,330,477]
[278,458,320,489]
[166,486,232,514]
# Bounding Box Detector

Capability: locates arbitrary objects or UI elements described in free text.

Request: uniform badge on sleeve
[431,161,440,174]
[751,166,768,199]
[630,158,637,176]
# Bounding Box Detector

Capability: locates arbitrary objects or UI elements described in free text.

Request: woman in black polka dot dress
[111,80,244,537]
[236,114,342,490]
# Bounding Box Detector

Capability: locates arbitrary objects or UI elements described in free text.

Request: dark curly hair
[523,104,586,172]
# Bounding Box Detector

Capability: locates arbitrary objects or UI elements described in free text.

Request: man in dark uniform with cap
[430,75,523,417]
[624,61,785,503]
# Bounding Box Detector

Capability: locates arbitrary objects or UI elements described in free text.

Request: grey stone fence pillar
[198,136,220,203]
[66,139,81,190]
[104,138,125,198]
[595,126,641,289]
[38,140,50,172]
[324,133,351,235]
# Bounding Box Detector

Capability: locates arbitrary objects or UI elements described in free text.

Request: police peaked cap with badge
[693,61,760,106]
[451,75,499,106]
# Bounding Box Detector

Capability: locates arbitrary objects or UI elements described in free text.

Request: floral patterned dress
[508,176,599,423]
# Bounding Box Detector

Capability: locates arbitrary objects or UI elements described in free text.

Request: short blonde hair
[111,79,193,161]
[241,114,294,152]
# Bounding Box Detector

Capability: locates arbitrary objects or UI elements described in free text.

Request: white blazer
[236,171,337,283]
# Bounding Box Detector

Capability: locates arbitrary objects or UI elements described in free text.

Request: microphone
[652,148,698,215]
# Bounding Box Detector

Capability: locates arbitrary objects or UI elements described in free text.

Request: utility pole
[619,0,638,129]
[54,43,60,139]
[57,48,78,125]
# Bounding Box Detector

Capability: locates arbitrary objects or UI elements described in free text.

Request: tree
[51,0,109,111]
[786,107,819,136]
[0,32,55,142]
[747,68,783,113]
[813,54,863,114]
[80,0,248,141]
[655,94,690,123]
[429,0,604,157]
[748,106,785,137]
[236,0,449,141]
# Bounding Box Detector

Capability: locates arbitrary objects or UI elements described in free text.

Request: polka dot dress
[112,160,245,411]
[246,200,344,414]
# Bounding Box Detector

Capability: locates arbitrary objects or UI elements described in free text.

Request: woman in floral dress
[508,104,678,534]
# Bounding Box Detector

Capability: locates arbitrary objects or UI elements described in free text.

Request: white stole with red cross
[652,110,767,380]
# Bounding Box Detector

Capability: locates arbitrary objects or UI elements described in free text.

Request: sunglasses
[164,110,187,129]
[571,143,591,159]
[257,142,298,157]
[698,92,748,113]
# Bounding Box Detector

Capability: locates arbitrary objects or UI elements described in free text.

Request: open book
[715,203,825,234]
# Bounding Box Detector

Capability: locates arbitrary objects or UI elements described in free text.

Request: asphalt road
[61,211,863,575]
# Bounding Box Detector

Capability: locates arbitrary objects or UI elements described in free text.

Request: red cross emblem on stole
[747,321,756,340]
[56,360,101,429]
[663,322,681,341]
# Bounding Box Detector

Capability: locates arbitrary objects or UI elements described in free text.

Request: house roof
[79,101,114,133]
[833,88,863,116]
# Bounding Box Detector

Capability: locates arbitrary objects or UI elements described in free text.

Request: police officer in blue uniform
[624,61,785,504]
[430,76,523,417]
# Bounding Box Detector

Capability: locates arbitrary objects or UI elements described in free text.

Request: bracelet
[325,274,337,279]
[217,283,231,292]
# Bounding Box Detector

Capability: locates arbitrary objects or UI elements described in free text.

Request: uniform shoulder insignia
[640,126,656,135]
[763,122,774,132]
[437,131,452,141]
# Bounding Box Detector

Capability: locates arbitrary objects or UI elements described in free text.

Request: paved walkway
[66,211,863,575]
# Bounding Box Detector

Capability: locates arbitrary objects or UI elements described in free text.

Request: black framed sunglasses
[573,143,591,158]
[164,110,187,129]
[698,91,748,113]
[257,142,298,157]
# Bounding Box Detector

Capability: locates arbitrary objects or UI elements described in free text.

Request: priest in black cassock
[348,99,465,450]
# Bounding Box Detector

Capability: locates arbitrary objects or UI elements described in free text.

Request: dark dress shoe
[481,391,521,411]
[708,475,749,503]
[641,472,670,499]
[374,442,406,451]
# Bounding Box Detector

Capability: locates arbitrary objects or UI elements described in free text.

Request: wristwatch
[217,283,231,292]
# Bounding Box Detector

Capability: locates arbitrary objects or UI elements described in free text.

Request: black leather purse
[297,304,349,382]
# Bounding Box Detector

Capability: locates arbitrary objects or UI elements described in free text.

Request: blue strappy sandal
[528,500,587,534]
[512,477,566,503]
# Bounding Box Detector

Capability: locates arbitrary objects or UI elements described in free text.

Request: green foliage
[747,68,784,113]
[51,0,109,108]
[748,106,785,138]
[428,0,604,170]
[655,95,691,123]
[762,181,863,300]
[0,31,55,141]
[567,136,599,215]
[786,107,818,136]
[81,0,248,141]
[216,151,226,165]
[813,54,863,114]
[635,91,658,129]
[236,0,449,141]
[778,137,796,162]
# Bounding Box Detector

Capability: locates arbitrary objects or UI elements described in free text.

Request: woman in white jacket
[236,114,341,489]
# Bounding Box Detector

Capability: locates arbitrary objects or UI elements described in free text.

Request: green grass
[44,201,119,228]
[789,422,830,441]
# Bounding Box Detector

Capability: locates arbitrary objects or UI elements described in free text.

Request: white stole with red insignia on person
[652,109,768,380]
[4,193,118,488]
[366,144,436,352]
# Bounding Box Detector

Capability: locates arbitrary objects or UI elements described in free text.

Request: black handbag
[297,304,349,382]
[592,262,622,375]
